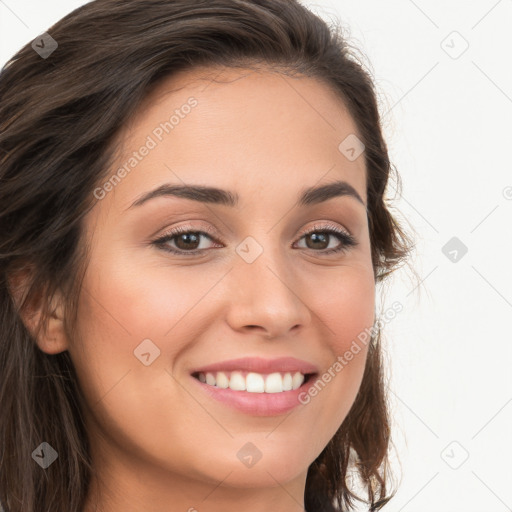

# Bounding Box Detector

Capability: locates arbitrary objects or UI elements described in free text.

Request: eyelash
[152,222,358,256]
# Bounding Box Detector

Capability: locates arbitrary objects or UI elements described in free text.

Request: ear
[7,267,69,355]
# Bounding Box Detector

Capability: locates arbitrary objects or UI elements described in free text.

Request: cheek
[299,265,375,429]
[68,261,208,469]
[316,264,376,351]
[75,244,212,350]
[67,246,221,431]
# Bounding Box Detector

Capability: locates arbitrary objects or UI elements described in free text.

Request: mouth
[188,356,320,415]
[189,369,319,416]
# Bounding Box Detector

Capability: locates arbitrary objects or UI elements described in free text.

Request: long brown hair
[0,1,413,510]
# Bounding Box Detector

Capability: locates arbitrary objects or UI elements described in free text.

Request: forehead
[101,65,366,214]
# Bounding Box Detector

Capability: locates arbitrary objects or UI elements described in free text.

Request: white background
[1,1,511,511]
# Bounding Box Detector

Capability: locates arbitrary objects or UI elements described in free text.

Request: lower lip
[190,374,317,416]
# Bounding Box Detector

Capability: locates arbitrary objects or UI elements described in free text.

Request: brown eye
[173,232,202,251]
[295,224,358,255]
[153,225,220,255]
[304,232,330,250]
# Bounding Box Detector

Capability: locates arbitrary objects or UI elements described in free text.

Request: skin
[32,66,375,511]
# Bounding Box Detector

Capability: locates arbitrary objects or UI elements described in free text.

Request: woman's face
[70,66,375,506]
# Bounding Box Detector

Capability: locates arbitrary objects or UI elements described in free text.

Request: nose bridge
[234,231,291,291]
[225,232,311,336]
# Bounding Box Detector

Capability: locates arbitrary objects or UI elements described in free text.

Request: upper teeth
[197,371,305,393]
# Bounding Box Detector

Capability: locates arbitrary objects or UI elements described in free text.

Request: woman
[0,0,413,510]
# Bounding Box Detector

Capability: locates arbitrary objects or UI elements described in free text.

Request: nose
[225,246,312,339]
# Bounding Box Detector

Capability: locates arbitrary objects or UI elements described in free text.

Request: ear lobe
[37,291,69,355]
[7,267,69,355]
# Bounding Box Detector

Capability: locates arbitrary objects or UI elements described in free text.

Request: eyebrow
[127,179,366,210]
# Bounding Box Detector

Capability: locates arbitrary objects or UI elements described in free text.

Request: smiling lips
[189,357,320,416]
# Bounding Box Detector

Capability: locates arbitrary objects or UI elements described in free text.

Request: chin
[196,446,312,489]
